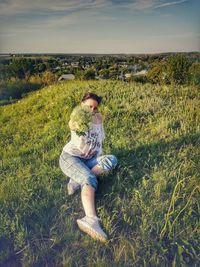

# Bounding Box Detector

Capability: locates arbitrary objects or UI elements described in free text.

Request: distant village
[2,52,198,82]
[56,57,148,82]
[32,53,151,81]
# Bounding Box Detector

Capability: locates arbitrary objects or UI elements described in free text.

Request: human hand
[69,120,79,131]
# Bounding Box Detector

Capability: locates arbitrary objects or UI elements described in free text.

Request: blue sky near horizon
[0,0,199,54]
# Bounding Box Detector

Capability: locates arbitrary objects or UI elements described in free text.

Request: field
[0,80,200,266]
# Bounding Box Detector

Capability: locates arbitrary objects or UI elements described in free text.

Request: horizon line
[0,51,199,56]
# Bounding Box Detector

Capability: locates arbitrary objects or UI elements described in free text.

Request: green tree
[10,58,34,80]
[109,64,119,79]
[99,69,109,79]
[188,62,200,85]
[0,64,13,80]
[82,68,96,80]
[38,63,47,73]
[166,54,191,85]
[45,58,57,70]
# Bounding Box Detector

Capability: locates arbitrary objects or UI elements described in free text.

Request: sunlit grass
[0,80,200,266]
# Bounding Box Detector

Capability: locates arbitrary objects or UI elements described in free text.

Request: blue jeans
[59,151,118,190]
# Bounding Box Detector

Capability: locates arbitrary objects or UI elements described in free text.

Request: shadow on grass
[98,132,200,194]
[0,81,42,106]
[96,132,200,237]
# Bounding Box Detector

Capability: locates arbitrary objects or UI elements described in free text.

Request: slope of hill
[0,80,200,266]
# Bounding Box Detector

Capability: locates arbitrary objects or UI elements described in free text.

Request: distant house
[54,66,61,70]
[133,70,148,76]
[95,76,107,80]
[125,73,132,79]
[124,70,148,81]
[71,62,79,67]
[58,74,75,81]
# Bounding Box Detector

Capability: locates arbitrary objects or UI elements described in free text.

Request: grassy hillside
[0,80,200,267]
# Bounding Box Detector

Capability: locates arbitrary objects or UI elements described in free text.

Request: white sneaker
[67,179,80,195]
[77,216,108,242]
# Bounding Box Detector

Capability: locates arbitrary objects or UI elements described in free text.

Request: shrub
[41,71,57,85]
[131,75,148,84]
[28,74,43,85]
[82,68,96,80]
[188,62,200,86]
[147,60,168,84]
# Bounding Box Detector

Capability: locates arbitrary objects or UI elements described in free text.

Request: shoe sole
[67,185,80,196]
[77,219,107,242]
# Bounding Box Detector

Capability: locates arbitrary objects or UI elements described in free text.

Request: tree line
[0,53,199,105]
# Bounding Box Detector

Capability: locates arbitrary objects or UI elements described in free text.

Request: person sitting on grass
[59,92,118,242]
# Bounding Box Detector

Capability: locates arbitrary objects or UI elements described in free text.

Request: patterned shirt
[63,113,105,159]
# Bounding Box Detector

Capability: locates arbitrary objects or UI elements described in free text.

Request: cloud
[154,0,188,9]
[0,0,190,16]
[110,0,189,10]
[130,1,160,10]
[0,0,108,15]
[0,0,112,38]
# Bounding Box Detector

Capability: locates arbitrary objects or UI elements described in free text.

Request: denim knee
[97,154,118,171]
[83,174,98,191]
[59,152,98,191]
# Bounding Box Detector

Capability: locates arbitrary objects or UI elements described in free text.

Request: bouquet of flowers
[70,105,93,136]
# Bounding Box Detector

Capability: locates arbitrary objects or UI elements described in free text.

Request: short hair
[81,92,102,104]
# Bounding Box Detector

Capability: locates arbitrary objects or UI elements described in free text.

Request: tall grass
[0,80,199,266]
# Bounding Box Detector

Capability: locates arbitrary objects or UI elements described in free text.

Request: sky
[0,0,199,54]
